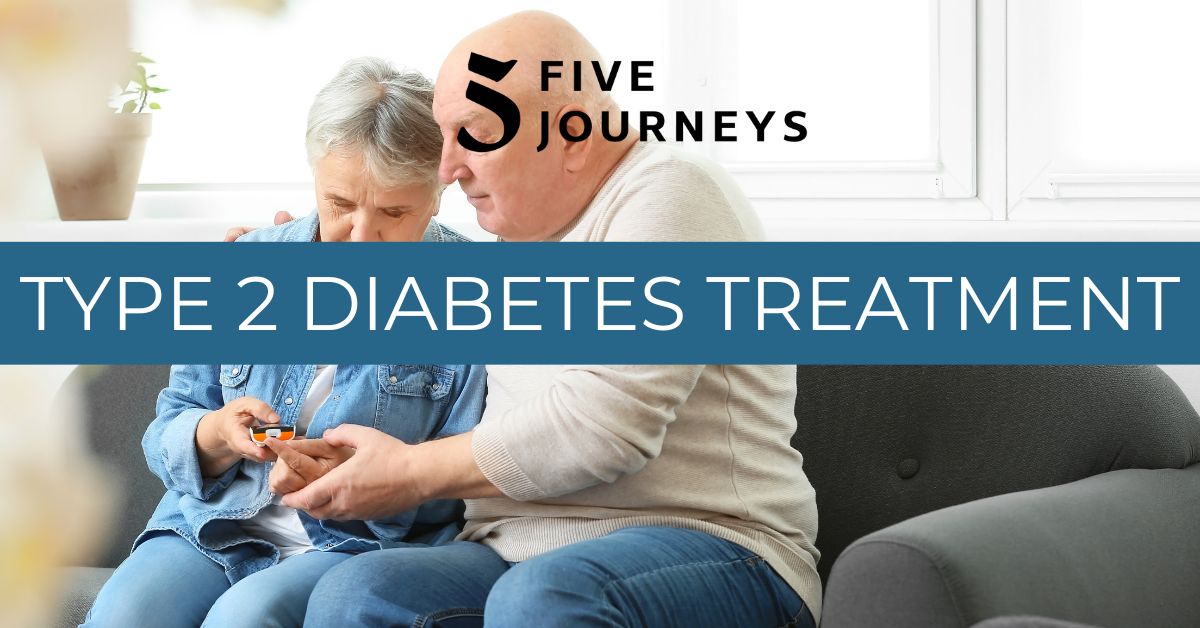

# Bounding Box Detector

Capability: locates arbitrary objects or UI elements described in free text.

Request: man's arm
[471,364,704,501]
[281,364,702,520]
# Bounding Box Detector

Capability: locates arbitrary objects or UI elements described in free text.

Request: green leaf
[133,52,156,65]
[149,102,161,110]
[121,100,137,113]
[133,65,149,89]
[149,87,169,93]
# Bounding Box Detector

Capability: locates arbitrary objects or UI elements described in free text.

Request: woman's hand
[265,437,355,495]
[194,396,281,477]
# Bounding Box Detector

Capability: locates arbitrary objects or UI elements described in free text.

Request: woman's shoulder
[235,212,320,243]
[423,220,473,243]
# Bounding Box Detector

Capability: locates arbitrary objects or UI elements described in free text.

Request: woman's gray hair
[306,57,442,188]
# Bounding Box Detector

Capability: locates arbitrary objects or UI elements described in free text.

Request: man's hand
[223,210,296,242]
[265,437,355,495]
[194,396,280,477]
[279,425,418,520]
[280,426,502,521]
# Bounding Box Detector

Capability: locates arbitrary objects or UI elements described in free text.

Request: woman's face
[313,151,439,242]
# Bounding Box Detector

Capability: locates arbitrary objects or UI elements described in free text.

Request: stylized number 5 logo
[458,53,520,152]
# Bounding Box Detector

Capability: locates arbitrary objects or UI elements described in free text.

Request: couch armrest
[821,466,1200,628]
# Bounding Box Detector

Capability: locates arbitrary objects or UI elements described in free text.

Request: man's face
[433,70,563,241]
[313,151,437,243]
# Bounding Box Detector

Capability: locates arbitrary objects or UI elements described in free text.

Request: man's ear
[554,104,594,173]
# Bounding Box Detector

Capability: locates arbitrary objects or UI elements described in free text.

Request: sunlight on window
[724,0,934,163]
[131,0,670,184]
[1078,0,1200,167]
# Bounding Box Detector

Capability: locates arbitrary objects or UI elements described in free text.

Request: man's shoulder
[597,142,763,242]
[622,142,722,185]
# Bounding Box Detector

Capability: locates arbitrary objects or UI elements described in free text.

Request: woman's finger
[269,462,307,494]
[285,438,338,459]
[266,438,325,482]
[281,472,335,514]
[232,397,281,425]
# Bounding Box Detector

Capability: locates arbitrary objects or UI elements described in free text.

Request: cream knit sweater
[462,141,822,620]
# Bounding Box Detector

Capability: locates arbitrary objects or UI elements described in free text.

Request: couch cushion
[821,466,1200,628]
[53,567,114,628]
[972,618,1100,628]
[793,365,1200,581]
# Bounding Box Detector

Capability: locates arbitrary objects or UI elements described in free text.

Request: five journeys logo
[459,52,807,152]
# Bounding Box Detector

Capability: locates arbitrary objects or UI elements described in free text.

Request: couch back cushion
[70,364,1200,576]
[792,365,1200,582]
[64,365,171,568]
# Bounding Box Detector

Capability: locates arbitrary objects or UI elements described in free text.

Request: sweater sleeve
[471,364,705,500]
[470,149,751,500]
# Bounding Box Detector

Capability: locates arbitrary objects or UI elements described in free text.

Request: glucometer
[249,424,296,446]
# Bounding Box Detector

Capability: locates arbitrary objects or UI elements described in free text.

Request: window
[131,0,673,186]
[130,0,971,229]
[709,0,976,202]
[1007,0,1200,220]
[128,0,1200,230]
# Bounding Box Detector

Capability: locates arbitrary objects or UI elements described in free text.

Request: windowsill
[9,215,1200,242]
[6,187,1200,242]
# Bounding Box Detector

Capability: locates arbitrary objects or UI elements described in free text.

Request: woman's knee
[303,551,420,627]
[203,584,294,628]
[484,554,609,627]
[306,544,505,628]
[83,534,228,627]
[204,550,350,628]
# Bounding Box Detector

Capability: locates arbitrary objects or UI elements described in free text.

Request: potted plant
[43,51,167,220]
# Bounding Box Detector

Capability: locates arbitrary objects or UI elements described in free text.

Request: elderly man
[267,11,820,628]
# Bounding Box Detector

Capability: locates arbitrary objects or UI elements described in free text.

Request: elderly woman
[82,58,483,628]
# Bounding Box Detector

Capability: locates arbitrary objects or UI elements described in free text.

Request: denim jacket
[137,213,482,583]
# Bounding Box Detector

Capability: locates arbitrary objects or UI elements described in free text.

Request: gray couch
[56,365,1200,627]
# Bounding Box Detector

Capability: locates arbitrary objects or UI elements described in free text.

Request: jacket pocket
[219,364,251,400]
[374,365,456,440]
[377,364,454,400]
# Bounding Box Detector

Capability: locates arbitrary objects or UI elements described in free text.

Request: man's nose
[438,136,469,185]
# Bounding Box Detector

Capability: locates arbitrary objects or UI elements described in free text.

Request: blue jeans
[306,526,815,628]
[82,532,352,628]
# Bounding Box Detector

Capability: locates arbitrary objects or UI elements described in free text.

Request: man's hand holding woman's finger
[264,436,355,495]
[266,438,323,494]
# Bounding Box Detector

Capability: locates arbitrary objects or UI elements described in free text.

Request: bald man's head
[433,11,634,241]
[438,11,614,114]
